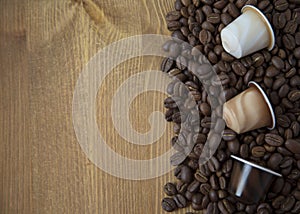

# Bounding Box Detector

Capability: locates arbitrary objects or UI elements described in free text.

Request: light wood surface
[0,0,196,213]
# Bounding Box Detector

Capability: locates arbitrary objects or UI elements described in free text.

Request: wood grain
[0,0,197,213]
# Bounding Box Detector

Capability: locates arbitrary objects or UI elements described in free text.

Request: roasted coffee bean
[272,77,285,90]
[284,20,298,34]
[199,102,211,116]
[194,171,208,183]
[187,180,200,193]
[192,193,203,205]
[199,29,212,45]
[164,182,178,196]
[222,129,236,141]
[290,76,300,87]
[288,90,300,102]
[265,133,284,146]
[162,197,177,212]
[218,199,236,214]
[202,5,212,16]
[173,194,187,208]
[252,146,266,157]
[166,11,182,21]
[280,157,293,168]
[228,3,239,18]
[271,177,284,193]
[258,0,270,10]
[161,57,175,72]
[200,183,211,195]
[208,156,220,172]
[285,139,300,154]
[278,84,290,98]
[221,13,232,25]
[207,13,220,24]
[222,159,233,174]
[207,202,219,214]
[272,195,285,209]
[266,65,280,77]
[209,174,219,190]
[291,121,300,137]
[292,201,300,213]
[283,34,296,51]
[277,115,291,128]
[227,139,240,154]
[240,144,249,158]
[272,56,284,70]
[288,169,300,180]
[281,196,295,212]
[208,189,218,202]
[277,146,292,156]
[268,153,283,170]
[294,47,300,59]
[232,61,247,76]
[274,0,289,11]
[172,30,186,41]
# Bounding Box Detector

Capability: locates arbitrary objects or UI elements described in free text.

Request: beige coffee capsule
[223,81,276,134]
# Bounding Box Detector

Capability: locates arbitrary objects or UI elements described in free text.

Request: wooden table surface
[0,0,196,213]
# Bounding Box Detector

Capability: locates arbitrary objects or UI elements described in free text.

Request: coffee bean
[221,13,233,25]
[274,0,289,11]
[164,182,178,196]
[208,156,220,172]
[161,57,175,72]
[222,159,233,174]
[173,194,187,208]
[192,193,203,205]
[195,171,208,183]
[284,20,298,34]
[166,11,182,21]
[240,144,249,158]
[207,202,219,214]
[290,76,300,87]
[172,30,186,41]
[265,133,284,146]
[278,84,290,98]
[283,34,296,50]
[199,102,211,116]
[202,5,212,17]
[200,183,211,195]
[267,153,283,170]
[218,199,236,214]
[227,139,240,154]
[199,29,212,45]
[294,47,300,59]
[272,77,285,90]
[200,0,214,5]
[285,139,300,154]
[280,157,293,168]
[292,201,300,213]
[272,195,285,209]
[228,3,239,18]
[271,177,284,193]
[281,196,295,212]
[207,13,220,24]
[187,180,200,193]
[277,115,291,128]
[252,146,266,157]
[232,61,247,76]
[288,90,300,102]
[208,189,218,202]
[222,129,236,141]
[272,56,285,70]
[162,197,177,212]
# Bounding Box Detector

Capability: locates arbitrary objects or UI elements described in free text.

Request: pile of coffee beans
[160,0,300,213]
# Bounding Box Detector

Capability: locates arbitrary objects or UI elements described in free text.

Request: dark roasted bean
[162,197,177,212]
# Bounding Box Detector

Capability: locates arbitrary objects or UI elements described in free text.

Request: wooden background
[0,0,198,213]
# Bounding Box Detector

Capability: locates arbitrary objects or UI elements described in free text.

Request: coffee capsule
[223,81,276,134]
[221,5,275,59]
[228,155,282,204]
